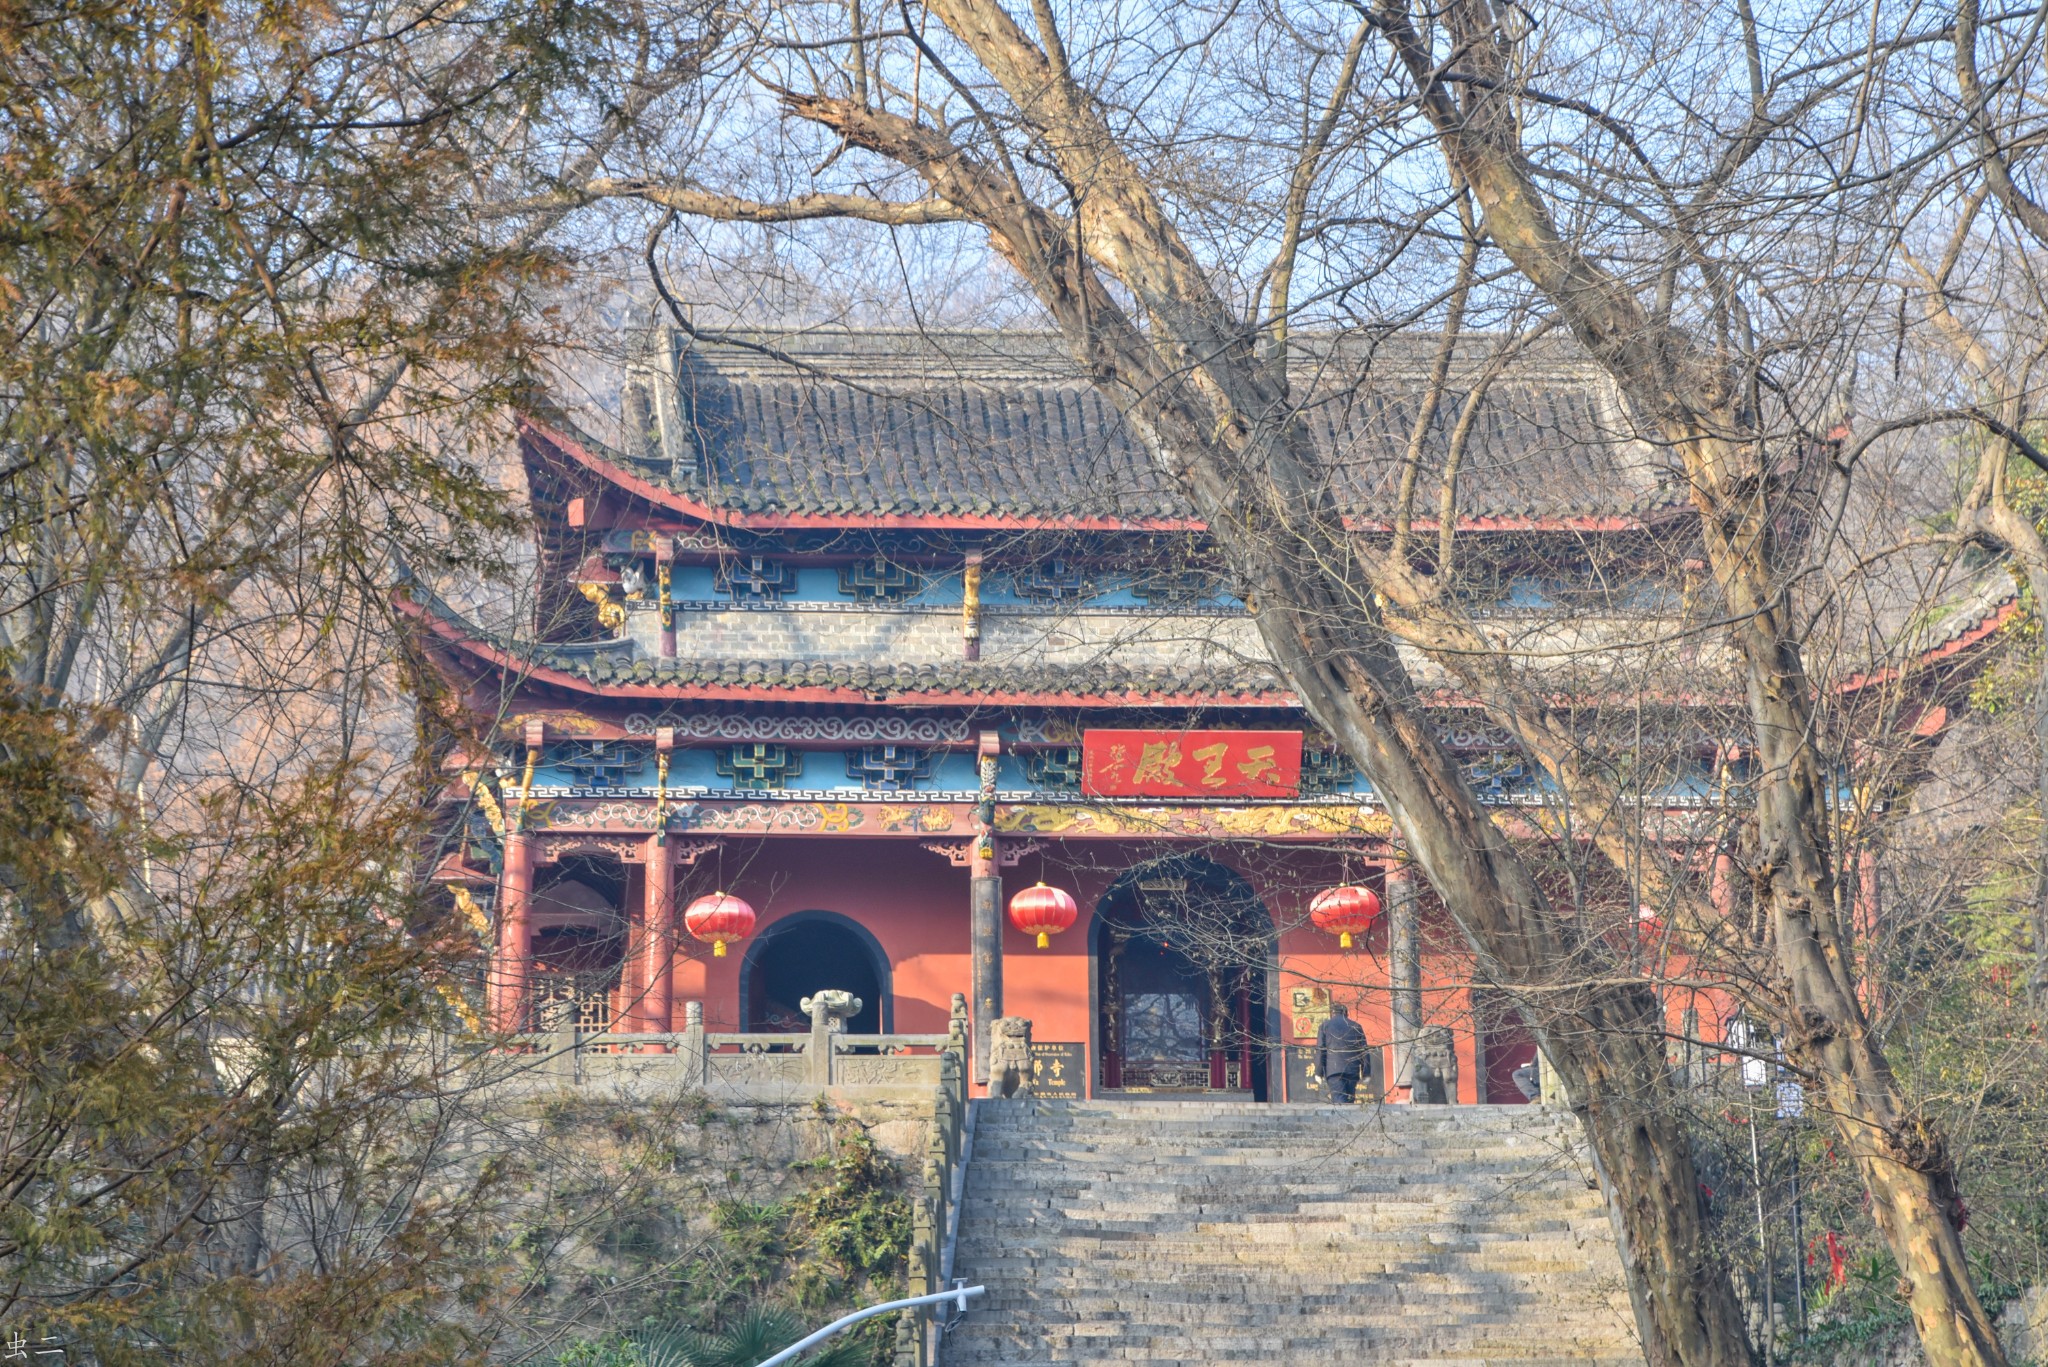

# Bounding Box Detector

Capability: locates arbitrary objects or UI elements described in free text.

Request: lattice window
[1131,570,1222,606]
[1023,746,1084,791]
[1299,747,1358,796]
[1462,752,1533,799]
[715,555,792,602]
[715,743,806,790]
[557,741,650,787]
[838,556,924,601]
[846,744,933,791]
[532,971,618,1035]
[1011,558,1091,603]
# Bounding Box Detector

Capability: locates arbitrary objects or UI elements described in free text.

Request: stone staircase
[945,1099,1643,1366]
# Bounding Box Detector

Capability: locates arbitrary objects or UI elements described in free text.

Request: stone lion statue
[988,1016,1033,1098]
[1411,1026,1457,1105]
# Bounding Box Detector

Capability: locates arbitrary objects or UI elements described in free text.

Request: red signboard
[1080,729,1303,799]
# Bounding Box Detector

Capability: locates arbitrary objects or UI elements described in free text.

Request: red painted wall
[657,835,1728,1106]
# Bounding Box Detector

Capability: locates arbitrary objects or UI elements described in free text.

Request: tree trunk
[678,6,1762,1355]
[1353,1,2013,1354]
[1206,422,1756,1367]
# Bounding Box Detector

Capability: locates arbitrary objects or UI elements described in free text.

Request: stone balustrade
[509,997,963,1099]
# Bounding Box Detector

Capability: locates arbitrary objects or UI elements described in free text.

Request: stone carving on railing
[802,989,863,1086]
[829,1053,932,1087]
[899,994,972,1367]
[515,994,966,1095]
[709,1051,806,1085]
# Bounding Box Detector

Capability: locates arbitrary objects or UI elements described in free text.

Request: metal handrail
[937,1100,979,1294]
[753,1285,985,1367]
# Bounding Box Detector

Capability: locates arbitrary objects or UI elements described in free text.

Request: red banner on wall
[1080,729,1303,798]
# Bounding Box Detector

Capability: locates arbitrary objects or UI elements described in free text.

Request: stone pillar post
[681,1000,708,1084]
[969,732,1003,1088]
[970,846,1002,1088]
[643,835,674,1042]
[494,830,535,1033]
[1386,861,1422,1091]
[803,991,861,1088]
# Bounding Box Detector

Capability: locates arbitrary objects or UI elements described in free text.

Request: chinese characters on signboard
[1028,1042,1085,1100]
[1283,1044,1382,1104]
[1080,729,1303,799]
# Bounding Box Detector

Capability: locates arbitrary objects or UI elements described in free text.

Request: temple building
[405,329,2013,1103]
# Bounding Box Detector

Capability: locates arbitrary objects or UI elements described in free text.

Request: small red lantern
[684,891,756,958]
[1008,882,1078,949]
[1310,884,1383,950]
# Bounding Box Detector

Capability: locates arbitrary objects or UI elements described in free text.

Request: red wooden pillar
[1710,848,1737,919]
[1854,846,1881,939]
[494,830,535,1033]
[618,863,648,1033]
[644,836,674,1039]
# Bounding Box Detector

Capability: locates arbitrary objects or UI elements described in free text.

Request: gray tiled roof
[623,329,1682,522]
[548,650,1288,699]
[401,575,1290,699]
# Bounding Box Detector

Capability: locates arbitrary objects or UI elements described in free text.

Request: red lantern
[1310,884,1383,950]
[1008,882,1078,949]
[684,891,756,957]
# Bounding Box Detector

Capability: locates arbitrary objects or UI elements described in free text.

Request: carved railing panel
[708,1052,806,1085]
[831,1055,942,1087]
[509,1015,976,1099]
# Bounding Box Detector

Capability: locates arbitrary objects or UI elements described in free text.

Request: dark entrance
[1475,989,1539,1104]
[740,912,888,1034]
[1095,859,1273,1098]
[530,856,628,1032]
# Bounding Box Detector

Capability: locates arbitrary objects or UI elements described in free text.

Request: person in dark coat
[1315,1004,1370,1104]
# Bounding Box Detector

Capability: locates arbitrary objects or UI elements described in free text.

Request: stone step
[944,1101,1641,1366]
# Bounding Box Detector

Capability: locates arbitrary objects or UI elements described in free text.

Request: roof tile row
[625,329,1683,523]
[548,649,1287,699]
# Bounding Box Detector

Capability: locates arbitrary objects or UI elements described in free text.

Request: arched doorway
[1093,858,1275,1098]
[530,855,629,1033]
[740,911,890,1034]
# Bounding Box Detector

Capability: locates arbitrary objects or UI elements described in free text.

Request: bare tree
[1896,0,2048,1010]
[1347,0,2015,1358]
[560,5,1767,1362]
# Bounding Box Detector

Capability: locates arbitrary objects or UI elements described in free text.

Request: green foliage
[552,1340,647,1367]
[542,1113,912,1367]
[553,1305,871,1367]
[641,1305,871,1367]
[786,1124,915,1305]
